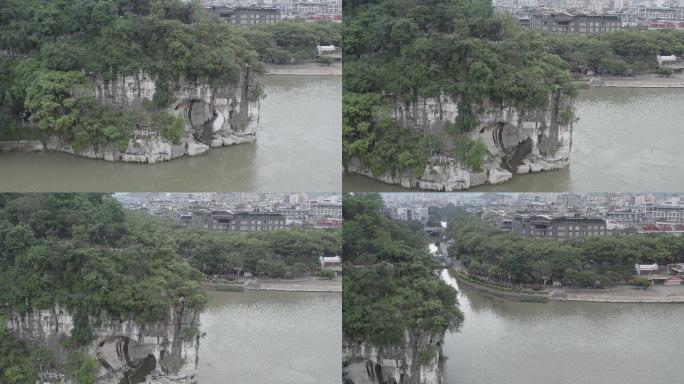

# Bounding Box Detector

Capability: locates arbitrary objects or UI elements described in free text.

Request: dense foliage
[0,0,261,147]
[447,209,684,287]
[0,194,341,380]
[240,21,341,64]
[343,0,575,177]
[174,223,341,279]
[545,30,684,76]
[343,193,462,346]
[0,194,207,338]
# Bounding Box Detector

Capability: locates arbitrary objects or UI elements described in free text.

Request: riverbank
[0,131,255,164]
[204,277,341,293]
[265,62,341,76]
[589,74,684,88]
[550,285,684,303]
[247,277,342,292]
[453,271,549,303]
[454,271,684,304]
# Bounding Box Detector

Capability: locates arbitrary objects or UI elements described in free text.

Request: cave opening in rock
[183,99,218,144]
[120,354,157,384]
[502,138,533,172]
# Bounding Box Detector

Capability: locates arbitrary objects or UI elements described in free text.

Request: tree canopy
[343,193,463,346]
[446,209,684,287]
[545,30,684,76]
[0,193,342,381]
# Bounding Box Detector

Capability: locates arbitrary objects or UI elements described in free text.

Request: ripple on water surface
[197,290,341,384]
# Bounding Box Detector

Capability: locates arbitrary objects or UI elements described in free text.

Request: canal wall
[245,278,342,292]
[0,70,261,164]
[457,274,684,304]
[454,272,550,303]
[265,63,341,76]
[589,75,684,88]
[550,287,684,303]
[4,303,200,383]
[343,329,444,384]
[345,91,574,191]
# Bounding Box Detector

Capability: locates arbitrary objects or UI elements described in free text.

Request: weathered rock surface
[343,329,444,384]
[1,70,261,163]
[5,302,200,383]
[346,91,574,190]
[0,140,45,152]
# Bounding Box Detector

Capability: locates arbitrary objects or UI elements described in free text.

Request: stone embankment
[589,75,684,88]
[245,277,342,292]
[454,272,549,303]
[456,273,684,304]
[550,285,684,303]
[265,63,341,76]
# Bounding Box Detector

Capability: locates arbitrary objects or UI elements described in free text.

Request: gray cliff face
[5,302,200,383]
[347,92,574,190]
[0,70,261,163]
[343,329,444,384]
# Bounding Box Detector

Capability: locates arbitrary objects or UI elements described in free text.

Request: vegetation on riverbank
[343,193,462,346]
[454,271,549,302]
[545,30,684,76]
[446,209,684,288]
[343,0,576,178]
[240,21,341,64]
[175,222,341,279]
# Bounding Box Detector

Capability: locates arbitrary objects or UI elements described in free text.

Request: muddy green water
[0,75,341,192]
[344,87,684,192]
[441,270,684,384]
[197,290,341,384]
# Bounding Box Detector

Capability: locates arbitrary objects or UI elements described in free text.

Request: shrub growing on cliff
[0,320,43,384]
[76,355,99,384]
[465,140,487,172]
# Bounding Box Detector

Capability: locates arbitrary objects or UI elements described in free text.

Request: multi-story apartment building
[185,210,287,232]
[205,6,281,25]
[606,208,642,224]
[511,214,607,239]
[636,5,684,21]
[653,205,684,223]
[526,12,622,34]
[310,200,342,219]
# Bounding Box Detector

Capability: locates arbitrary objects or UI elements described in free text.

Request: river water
[440,270,684,384]
[0,75,341,192]
[197,289,341,384]
[344,87,684,192]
